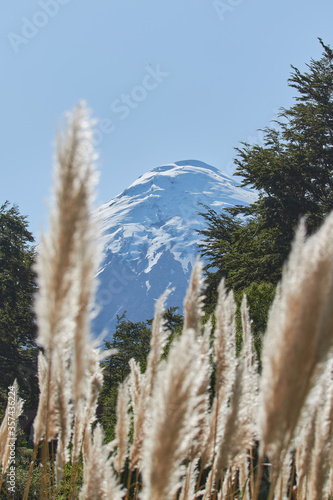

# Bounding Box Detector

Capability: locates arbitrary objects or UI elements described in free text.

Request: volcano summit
[93,160,256,339]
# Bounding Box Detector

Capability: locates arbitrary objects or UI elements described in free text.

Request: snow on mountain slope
[93,160,256,340]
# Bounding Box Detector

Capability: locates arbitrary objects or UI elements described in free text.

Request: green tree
[99,314,151,441]
[199,40,333,314]
[0,202,39,416]
[99,308,184,441]
[103,313,151,389]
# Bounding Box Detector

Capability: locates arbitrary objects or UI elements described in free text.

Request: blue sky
[1,0,333,238]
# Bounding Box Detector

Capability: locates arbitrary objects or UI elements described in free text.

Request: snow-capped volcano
[93,160,256,339]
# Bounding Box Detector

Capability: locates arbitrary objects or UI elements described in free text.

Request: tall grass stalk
[129,291,170,474]
[141,327,207,500]
[258,215,333,493]
[24,102,103,499]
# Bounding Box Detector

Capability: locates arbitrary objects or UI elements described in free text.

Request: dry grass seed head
[214,280,237,396]
[183,258,205,337]
[141,327,207,500]
[33,352,59,444]
[129,358,143,415]
[80,424,123,500]
[308,363,333,500]
[114,379,130,475]
[145,289,170,398]
[259,214,333,468]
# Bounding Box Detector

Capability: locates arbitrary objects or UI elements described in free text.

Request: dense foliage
[199,40,333,317]
[0,202,39,417]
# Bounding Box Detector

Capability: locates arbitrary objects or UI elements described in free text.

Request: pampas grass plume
[259,213,333,472]
[141,327,207,500]
[80,424,122,500]
[114,380,130,475]
[129,290,170,470]
[183,258,204,337]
